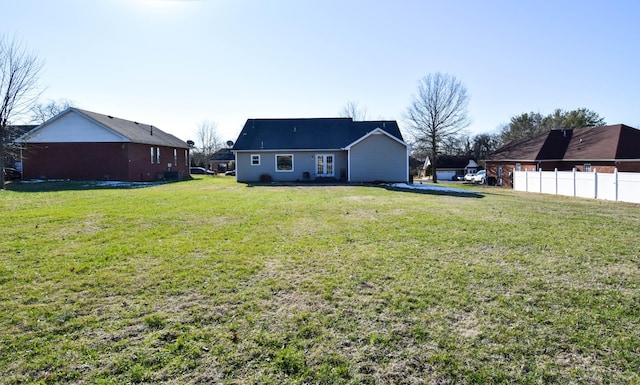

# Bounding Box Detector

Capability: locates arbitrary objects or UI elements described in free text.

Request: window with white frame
[173,149,178,166]
[185,150,188,167]
[584,163,591,172]
[276,154,293,172]
[515,163,521,171]
[251,154,261,166]
[151,147,155,164]
[156,147,161,164]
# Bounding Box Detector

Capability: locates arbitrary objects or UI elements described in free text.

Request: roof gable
[18,108,188,148]
[232,118,404,151]
[344,127,408,149]
[18,109,130,143]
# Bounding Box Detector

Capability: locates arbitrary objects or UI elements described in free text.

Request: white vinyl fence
[513,168,640,204]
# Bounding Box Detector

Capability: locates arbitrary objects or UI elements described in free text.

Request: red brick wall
[21,142,189,181]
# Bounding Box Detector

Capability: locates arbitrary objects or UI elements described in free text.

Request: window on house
[185,150,188,167]
[251,154,261,166]
[174,149,178,166]
[515,163,521,171]
[276,154,293,172]
[156,147,161,164]
[151,147,155,164]
[584,164,591,172]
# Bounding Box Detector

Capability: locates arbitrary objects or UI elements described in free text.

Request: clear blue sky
[5,0,640,143]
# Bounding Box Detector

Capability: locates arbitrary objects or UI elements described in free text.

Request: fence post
[594,169,598,199]
[525,169,528,192]
[539,168,543,193]
[614,167,619,202]
[555,168,558,195]
[573,168,576,197]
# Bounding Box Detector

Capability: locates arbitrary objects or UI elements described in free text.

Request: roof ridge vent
[107,115,113,119]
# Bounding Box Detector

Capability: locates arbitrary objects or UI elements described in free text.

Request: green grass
[1,177,639,384]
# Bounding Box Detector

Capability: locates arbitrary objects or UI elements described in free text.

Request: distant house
[422,155,478,181]
[15,108,190,182]
[486,124,640,187]
[209,148,235,173]
[232,118,410,183]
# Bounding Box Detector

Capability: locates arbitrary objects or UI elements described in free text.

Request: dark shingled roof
[232,118,404,151]
[489,124,640,161]
[210,148,235,161]
[19,108,188,148]
[435,155,476,169]
[75,108,188,148]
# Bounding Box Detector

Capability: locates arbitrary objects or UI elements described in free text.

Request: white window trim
[251,154,261,166]
[275,154,294,172]
[151,147,155,164]
[584,163,591,172]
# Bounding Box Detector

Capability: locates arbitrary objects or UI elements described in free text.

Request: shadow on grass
[380,184,485,198]
[243,181,485,198]
[2,179,185,193]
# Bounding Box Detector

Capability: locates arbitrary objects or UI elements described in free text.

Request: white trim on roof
[343,127,409,150]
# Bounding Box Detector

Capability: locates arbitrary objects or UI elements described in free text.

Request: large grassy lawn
[1,177,638,384]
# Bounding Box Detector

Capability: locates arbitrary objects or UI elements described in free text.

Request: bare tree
[192,120,221,168]
[30,99,73,124]
[1,34,44,189]
[339,101,368,121]
[404,73,470,183]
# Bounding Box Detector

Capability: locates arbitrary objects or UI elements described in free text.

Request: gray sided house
[232,118,410,183]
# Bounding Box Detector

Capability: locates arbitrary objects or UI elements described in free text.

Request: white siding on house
[19,111,129,143]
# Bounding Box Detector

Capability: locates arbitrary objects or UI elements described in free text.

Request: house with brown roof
[486,124,640,187]
[15,108,190,182]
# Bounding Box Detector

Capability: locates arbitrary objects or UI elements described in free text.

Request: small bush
[259,174,273,183]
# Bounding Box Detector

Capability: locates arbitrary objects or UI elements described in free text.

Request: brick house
[15,108,190,182]
[485,124,640,187]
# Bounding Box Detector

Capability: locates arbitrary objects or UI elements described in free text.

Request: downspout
[406,144,411,183]
[347,148,351,182]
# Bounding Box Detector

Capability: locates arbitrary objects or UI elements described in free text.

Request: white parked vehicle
[473,170,486,184]
[464,172,476,182]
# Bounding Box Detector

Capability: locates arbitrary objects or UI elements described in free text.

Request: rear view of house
[232,118,410,183]
[15,108,190,182]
